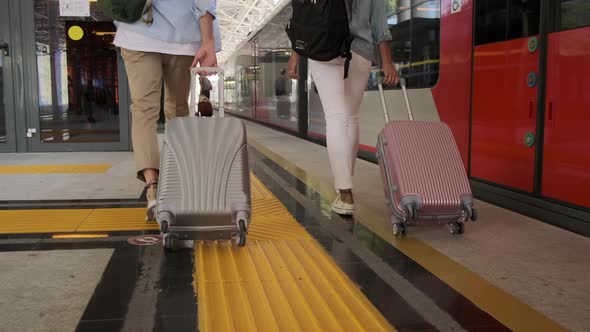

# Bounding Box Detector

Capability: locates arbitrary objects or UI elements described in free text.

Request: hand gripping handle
[190,67,225,117]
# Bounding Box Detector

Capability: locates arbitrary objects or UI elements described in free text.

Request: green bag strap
[141,0,153,25]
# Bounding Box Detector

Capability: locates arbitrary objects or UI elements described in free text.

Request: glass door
[0,0,16,152]
[21,0,130,152]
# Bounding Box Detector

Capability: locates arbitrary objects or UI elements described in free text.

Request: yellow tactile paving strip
[195,176,394,332]
[0,164,112,174]
[0,208,158,234]
[0,175,304,236]
[79,208,156,232]
[0,209,93,233]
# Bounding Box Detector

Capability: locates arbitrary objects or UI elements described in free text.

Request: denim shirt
[115,0,222,52]
[350,0,392,62]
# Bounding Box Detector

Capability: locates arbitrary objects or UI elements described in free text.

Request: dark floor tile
[154,315,197,332]
[321,239,363,265]
[76,319,124,332]
[336,262,379,291]
[77,245,140,322]
[0,242,40,252]
[362,272,436,331]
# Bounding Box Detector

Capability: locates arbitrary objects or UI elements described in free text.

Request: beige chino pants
[121,48,194,182]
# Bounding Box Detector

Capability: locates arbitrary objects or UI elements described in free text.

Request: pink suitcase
[376,78,477,236]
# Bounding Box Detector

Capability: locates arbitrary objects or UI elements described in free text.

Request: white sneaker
[331,194,354,215]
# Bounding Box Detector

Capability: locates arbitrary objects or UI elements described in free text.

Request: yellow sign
[68,25,84,41]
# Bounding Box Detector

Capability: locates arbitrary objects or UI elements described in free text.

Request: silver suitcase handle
[190,67,225,117]
[378,65,414,123]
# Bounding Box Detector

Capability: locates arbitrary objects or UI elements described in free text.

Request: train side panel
[431,0,474,169]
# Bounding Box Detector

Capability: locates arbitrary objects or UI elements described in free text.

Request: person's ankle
[144,168,159,184]
[339,189,354,204]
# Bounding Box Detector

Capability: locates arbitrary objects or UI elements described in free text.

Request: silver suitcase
[157,67,251,249]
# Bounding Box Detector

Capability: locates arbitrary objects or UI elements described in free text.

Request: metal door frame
[17,0,130,152]
[0,0,18,152]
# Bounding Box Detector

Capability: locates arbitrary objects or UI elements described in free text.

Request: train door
[471,0,590,210]
[0,0,17,152]
[541,1,590,208]
[471,0,541,192]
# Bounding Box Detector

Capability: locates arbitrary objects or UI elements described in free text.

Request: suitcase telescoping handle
[377,72,414,123]
[190,67,225,117]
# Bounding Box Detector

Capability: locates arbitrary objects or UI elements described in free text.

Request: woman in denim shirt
[287,0,398,215]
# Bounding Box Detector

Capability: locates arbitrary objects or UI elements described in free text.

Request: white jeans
[309,52,372,190]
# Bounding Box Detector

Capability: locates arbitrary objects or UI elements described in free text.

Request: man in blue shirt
[114,0,221,221]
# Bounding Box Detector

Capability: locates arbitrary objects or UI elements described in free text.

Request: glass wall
[223,1,440,136]
[34,0,120,143]
[223,43,256,118]
[224,6,299,131]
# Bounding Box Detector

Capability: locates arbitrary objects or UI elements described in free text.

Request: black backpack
[98,0,153,25]
[286,0,353,78]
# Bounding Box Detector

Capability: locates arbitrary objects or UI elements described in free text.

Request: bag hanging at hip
[98,0,153,25]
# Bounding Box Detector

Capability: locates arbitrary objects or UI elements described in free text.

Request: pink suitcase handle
[378,67,414,123]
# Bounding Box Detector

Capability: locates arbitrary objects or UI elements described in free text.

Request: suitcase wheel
[163,233,178,250]
[233,219,247,247]
[158,211,173,233]
[392,223,406,237]
[406,205,418,221]
[448,222,464,235]
[470,208,478,222]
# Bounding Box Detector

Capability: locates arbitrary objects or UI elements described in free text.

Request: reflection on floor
[38,104,120,143]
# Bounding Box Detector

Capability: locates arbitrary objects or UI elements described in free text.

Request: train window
[508,0,540,40]
[370,0,440,90]
[410,1,441,87]
[389,10,411,80]
[475,0,509,45]
[476,0,541,45]
[386,0,411,14]
[560,0,590,30]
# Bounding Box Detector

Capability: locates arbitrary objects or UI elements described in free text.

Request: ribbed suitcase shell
[157,116,251,240]
[377,120,473,222]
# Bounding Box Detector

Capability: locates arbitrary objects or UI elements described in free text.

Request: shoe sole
[146,202,157,223]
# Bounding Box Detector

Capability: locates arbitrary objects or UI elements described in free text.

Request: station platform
[0,120,588,332]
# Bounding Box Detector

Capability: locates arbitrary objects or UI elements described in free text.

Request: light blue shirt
[350,0,392,62]
[115,0,222,52]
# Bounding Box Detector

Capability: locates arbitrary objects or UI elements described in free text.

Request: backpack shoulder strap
[141,0,153,26]
[344,0,352,22]
[343,0,353,79]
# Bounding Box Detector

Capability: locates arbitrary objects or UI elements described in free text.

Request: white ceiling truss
[216,0,283,63]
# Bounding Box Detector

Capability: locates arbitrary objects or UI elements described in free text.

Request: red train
[222,0,590,234]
